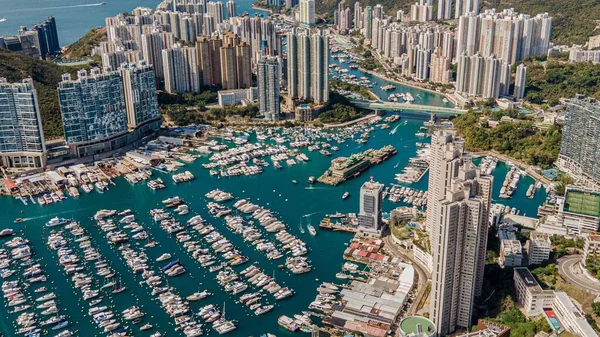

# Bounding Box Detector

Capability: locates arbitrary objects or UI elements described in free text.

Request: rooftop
[514,267,542,291]
[564,188,600,218]
[400,316,436,336]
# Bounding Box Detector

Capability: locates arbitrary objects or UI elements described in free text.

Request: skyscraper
[30,16,60,59]
[437,0,452,20]
[196,36,222,87]
[141,30,175,80]
[299,0,315,27]
[227,0,237,18]
[557,96,600,188]
[0,78,46,168]
[455,9,552,64]
[514,63,527,99]
[58,68,128,157]
[363,6,373,39]
[207,1,225,24]
[119,61,160,128]
[286,28,329,105]
[357,177,384,236]
[162,44,200,94]
[428,130,492,336]
[257,57,280,121]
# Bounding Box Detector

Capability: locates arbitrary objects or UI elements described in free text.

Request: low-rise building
[524,232,552,266]
[513,267,555,317]
[499,240,523,268]
[455,320,510,337]
[553,291,597,337]
[217,87,258,107]
[556,187,600,235]
[582,232,600,262]
[295,104,313,121]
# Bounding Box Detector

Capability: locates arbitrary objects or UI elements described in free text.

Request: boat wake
[304,186,329,190]
[19,208,88,222]
[303,211,325,218]
[6,2,106,13]
[389,124,400,135]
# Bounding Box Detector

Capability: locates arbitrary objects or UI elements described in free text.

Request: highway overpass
[350,100,468,116]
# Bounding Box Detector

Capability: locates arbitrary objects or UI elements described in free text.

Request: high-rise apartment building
[286,28,329,105]
[427,130,492,336]
[141,30,175,80]
[410,0,433,22]
[437,0,452,20]
[119,61,160,128]
[257,57,280,121]
[357,178,385,236]
[456,9,552,65]
[299,0,315,27]
[454,0,480,18]
[514,63,527,99]
[363,6,373,39]
[162,44,201,94]
[196,36,223,87]
[0,78,46,168]
[58,68,128,157]
[207,1,226,24]
[557,95,600,188]
[227,0,238,18]
[30,16,60,59]
[455,52,510,99]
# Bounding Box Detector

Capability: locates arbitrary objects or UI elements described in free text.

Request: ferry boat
[342,192,350,200]
[46,217,69,227]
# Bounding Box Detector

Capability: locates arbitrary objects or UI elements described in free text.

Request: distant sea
[0,0,268,46]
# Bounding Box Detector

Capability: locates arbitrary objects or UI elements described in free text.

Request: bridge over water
[350,100,467,116]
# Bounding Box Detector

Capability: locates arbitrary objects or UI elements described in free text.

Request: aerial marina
[0,117,549,337]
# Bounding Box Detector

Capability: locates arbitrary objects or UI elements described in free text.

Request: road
[558,255,600,294]
[382,235,431,315]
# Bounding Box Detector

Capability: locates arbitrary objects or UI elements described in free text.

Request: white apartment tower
[299,0,315,27]
[427,130,493,336]
[514,63,527,99]
[257,57,280,121]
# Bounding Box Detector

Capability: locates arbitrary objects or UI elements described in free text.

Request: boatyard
[0,117,549,337]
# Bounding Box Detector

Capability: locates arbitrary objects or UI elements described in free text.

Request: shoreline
[251,3,273,14]
[358,67,455,106]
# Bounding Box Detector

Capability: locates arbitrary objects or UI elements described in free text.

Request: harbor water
[0,0,268,46]
[0,118,546,337]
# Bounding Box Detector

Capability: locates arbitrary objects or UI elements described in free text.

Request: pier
[351,100,468,115]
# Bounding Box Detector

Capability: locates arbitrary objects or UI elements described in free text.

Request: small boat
[292,180,298,184]
[156,253,171,262]
[46,217,69,227]
[308,176,315,184]
[140,323,153,331]
[307,225,317,236]
[14,218,23,224]
[0,228,15,237]
[342,192,350,200]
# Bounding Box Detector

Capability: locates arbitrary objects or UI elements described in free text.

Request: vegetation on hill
[160,90,259,125]
[522,57,600,106]
[317,93,365,123]
[452,110,562,169]
[486,0,600,45]
[0,49,78,139]
[62,27,107,59]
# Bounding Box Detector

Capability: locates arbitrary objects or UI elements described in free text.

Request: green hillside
[0,49,71,139]
[486,0,600,45]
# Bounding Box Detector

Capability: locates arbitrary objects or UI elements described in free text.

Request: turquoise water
[0,118,545,337]
[329,55,453,108]
[0,0,268,46]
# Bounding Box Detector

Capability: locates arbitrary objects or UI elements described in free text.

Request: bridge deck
[351,100,467,115]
